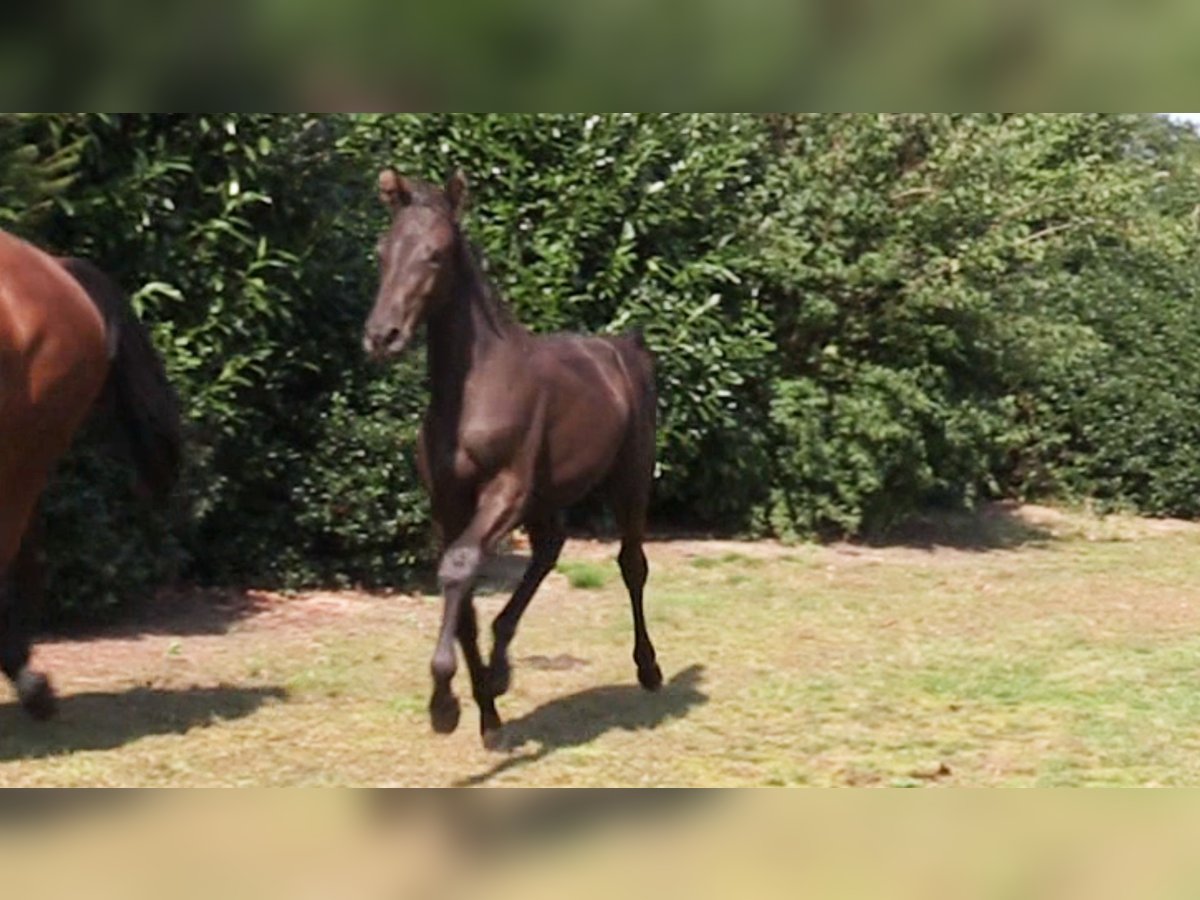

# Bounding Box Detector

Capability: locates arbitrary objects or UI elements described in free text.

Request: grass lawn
[3,502,1200,786]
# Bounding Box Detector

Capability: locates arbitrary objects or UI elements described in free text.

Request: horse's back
[0,230,112,566]
[534,331,651,418]
[518,330,655,509]
[609,329,656,413]
[0,230,109,421]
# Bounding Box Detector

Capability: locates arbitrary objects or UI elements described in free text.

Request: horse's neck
[426,248,522,406]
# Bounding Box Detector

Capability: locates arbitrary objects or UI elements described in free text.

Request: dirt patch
[1018,503,1200,540]
[29,501,1198,691]
[564,537,798,564]
[31,589,425,693]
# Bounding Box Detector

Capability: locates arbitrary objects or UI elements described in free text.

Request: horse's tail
[58,257,182,504]
[624,328,655,381]
[626,327,651,355]
[617,328,658,423]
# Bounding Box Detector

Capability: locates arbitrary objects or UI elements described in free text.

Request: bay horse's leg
[487,514,566,699]
[12,515,45,619]
[618,534,662,691]
[0,568,54,720]
[429,471,526,737]
[609,458,663,692]
[0,487,56,719]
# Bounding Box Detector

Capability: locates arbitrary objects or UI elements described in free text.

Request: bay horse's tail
[621,328,657,409]
[57,258,182,503]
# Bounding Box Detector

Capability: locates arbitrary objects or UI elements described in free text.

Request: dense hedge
[3,113,1200,620]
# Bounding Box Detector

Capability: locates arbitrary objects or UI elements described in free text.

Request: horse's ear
[378,168,411,212]
[445,169,469,215]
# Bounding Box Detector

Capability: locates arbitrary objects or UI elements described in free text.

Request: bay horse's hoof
[429,690,461,734]
[17,670,56,721]
[638,663,663,692]
[481,726,506,752]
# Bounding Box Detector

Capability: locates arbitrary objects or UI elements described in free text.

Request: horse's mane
[457,236,520,330]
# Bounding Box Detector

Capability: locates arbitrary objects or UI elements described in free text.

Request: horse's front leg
[429,471,526,743]
[488,515,565,699]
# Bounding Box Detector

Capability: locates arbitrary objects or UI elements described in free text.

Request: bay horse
[364,169,662,748]
[0,229,181,718]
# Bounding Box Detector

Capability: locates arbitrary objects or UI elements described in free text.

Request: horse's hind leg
[0,487,56,720]
[0,574,54,720]
[617,531,662,691]
[608,475,662,692]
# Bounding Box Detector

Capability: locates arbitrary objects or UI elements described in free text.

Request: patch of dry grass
[4,503,1200,785]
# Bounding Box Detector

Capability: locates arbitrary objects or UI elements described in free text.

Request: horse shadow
[0,684,286,763]
[865,501,1056,552]
[454,664,708,786]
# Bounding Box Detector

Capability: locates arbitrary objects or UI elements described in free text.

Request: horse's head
[364,168,468,361]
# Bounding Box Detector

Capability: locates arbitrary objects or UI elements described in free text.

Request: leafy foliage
[5,113,1200,621]
[759,113,1200,534]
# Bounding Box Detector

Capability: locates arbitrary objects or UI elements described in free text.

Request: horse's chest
[424,417,524,485]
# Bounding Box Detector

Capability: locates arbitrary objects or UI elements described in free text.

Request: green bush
[768,367,935,536]
[5,113,1200,623]
[288,372,431,587]
[756,113,1200,532]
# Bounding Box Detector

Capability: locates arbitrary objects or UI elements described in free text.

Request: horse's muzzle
[363,326,410,361]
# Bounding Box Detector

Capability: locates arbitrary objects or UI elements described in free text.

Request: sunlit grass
[2,505,1199,785]
[557,560,610,590]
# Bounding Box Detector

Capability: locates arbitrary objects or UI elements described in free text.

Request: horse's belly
[542,435,622,507]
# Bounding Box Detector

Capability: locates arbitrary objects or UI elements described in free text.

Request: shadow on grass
[474,504,1057,591]
[474,553,534,596]
[454,664,708,787]
[0,684,286,763]
[41,567,445,642]
[864,501,1056,552]
[43,588,284,642]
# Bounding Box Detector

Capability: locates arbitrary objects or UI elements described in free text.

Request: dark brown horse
[364,169,662,748]
[0,230,181,718]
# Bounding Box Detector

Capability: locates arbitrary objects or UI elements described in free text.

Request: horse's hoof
[17,670,56,721]
[481,726,506,752]
[638,663,663,692]
[429,691,461,734]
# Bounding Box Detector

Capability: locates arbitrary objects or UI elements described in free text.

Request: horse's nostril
[365,326,405,360]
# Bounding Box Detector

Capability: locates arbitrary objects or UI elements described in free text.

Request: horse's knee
[438,544,481,592]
